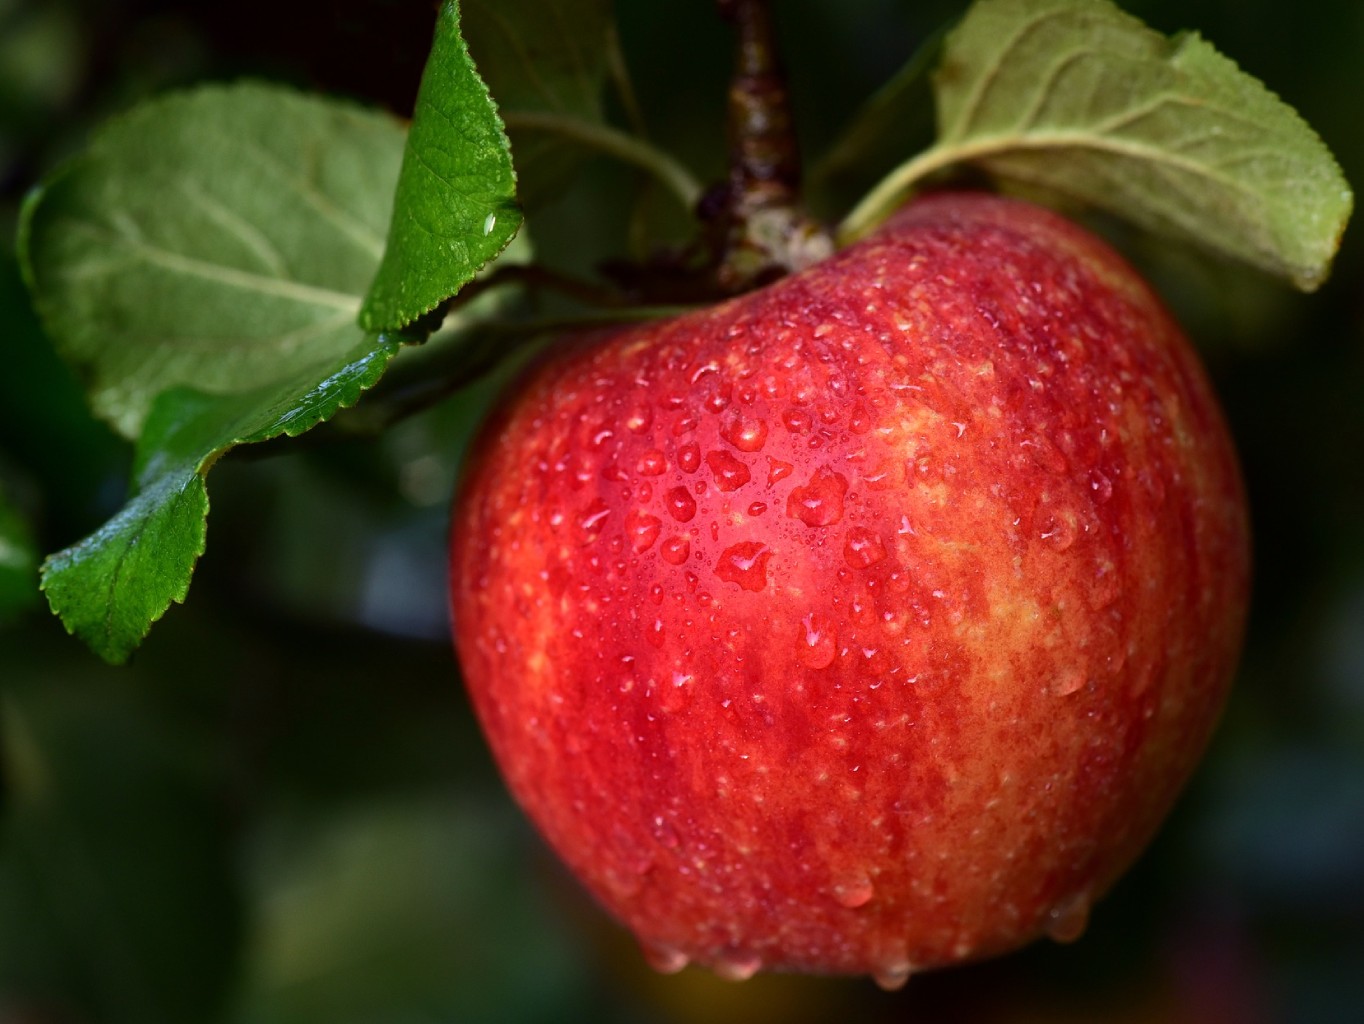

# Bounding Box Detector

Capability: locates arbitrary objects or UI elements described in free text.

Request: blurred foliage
[2,0,1362,1022]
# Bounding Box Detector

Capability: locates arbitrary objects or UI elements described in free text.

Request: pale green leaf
[19,82,406,438]
[18,82,413,662]
[842,0,1353,291]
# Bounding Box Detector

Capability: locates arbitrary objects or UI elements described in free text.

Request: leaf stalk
[501,111,704,213]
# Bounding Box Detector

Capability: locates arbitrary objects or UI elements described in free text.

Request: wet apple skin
[449,192,1250,981]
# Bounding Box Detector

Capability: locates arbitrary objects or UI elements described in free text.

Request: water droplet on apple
[660,671,694,712]
[651,814,681,847]
[747,500,767,516]
[660,536,690,565]
[705,450,752,491]
[843,527,887,568]
[604,866,644,899]
[1089,469,1113,503]
[720,414,768,452]
[624,846,655,877]
[848,403,872,434]
[787,466,849,527]
[872,960,915,992]
[799,612,838,669]
[714,951,763,982]
[625,510,662,553]
[1141,468,1166,507]
[1039,510,1077,550]
[665,486,697,522]
[1045,891,1092,944]
[1053,667,1085,696]
[861,458,898,491]
[1089,560,1122,609]
[625,404,652,433]
[636,448,668,475]
[578,499,611,541]
[782,407,811,433]
[642,942,690,975]
[690,360,720,384]
[715,542,771,592]
[833,873,875,908]
[766,457,794,485]
[703,383,732,413]
[1018,435,1068,474]
[677,442,701,474]
[646,618,666,649]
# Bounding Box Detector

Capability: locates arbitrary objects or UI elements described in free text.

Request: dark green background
[2,1,1362,1021]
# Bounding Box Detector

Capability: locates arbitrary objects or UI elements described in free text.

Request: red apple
[449,191,1249,987]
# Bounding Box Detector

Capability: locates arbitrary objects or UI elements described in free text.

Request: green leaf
[463,0,613,212]
[40,336,401,665]
[359,1,523,333]
[841,0,1353,291]
[19,82,407,438]
[17,81,415,662]
[0,486,38,625]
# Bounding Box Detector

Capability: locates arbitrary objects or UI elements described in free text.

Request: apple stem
[708,0,833,292]
[720,0,800,223]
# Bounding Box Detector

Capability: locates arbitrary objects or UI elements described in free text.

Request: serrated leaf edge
[39,336,402,664]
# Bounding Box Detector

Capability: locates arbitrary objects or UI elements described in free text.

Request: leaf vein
[949,5,1082,140]
[176,180,289,277]
[67,219,364,311]
[233,138,387,260]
